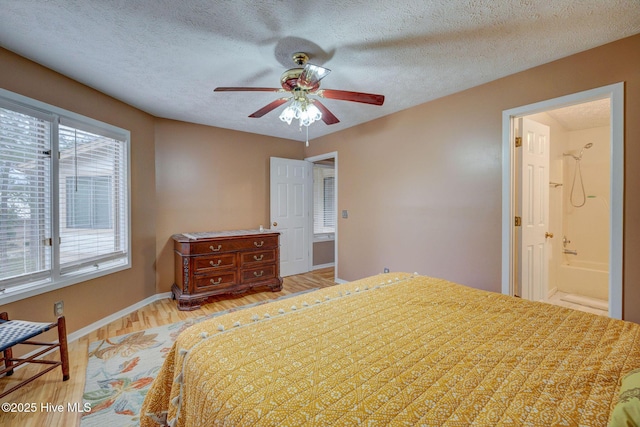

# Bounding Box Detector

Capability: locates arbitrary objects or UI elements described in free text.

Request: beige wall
[0,48,157,335]
[305,34,640,323]
[154,119,304,293]
[313,241,335,266]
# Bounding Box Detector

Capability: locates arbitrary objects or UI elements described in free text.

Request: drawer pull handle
[209,260,222,267]
[253,254,264,261]
[209,245,222,252]
[253,270,264,278]
[254,241,264,248]
[210,278,222,285]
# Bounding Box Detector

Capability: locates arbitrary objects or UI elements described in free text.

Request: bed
[141,273,640,426]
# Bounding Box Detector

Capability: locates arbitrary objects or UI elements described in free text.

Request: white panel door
[270,157,312,277]
[518,118,550,301]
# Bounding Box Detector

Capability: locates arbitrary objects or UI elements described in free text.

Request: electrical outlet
[54,300,64,317]
[384,267,390,273]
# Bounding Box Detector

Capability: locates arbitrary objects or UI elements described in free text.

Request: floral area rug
[80,289,318,427]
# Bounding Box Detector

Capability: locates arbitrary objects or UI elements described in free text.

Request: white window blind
[58,122,127,275]
[0,105,52,284]
[313,165,336,235]
[0,90,130,300]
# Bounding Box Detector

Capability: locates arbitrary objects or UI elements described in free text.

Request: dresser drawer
[189,241,231,255]
[240,249,276,266]
[193,271,236,292]
[232,236,278,251]
[194,253,236,272]
[189,235,278,255]
[240,264,276,284]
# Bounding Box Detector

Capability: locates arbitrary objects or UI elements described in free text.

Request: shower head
[578,143,593,158]
[564,143,594,160]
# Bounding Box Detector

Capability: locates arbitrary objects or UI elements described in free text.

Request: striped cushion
[0,319,55,351]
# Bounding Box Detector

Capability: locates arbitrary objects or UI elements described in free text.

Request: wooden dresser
[171,229,283,310]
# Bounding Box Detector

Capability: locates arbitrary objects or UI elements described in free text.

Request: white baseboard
[67,292,172,343]
[9,292,172,373]
[312,263,335,270]
[335,278,348,284]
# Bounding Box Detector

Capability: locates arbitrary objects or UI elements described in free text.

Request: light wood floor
[0,268,337,427]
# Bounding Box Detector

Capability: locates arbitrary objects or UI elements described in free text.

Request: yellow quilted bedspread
[141,273,640,426]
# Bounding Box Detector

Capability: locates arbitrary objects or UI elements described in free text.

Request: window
[65,176,112,229]
[313,164,336,235]
[323,176,335,228]
[0,90,130,302]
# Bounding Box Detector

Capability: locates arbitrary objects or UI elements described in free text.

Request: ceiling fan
[214,52,385,126]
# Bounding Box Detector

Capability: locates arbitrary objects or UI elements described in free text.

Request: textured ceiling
[546,98,611,131]
[1,1,639,142]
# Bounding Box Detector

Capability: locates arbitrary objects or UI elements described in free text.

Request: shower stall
[548,124,610,310]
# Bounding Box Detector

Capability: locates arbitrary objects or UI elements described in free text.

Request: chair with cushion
[0,312,70,398]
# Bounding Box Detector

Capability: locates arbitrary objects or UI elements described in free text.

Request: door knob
[545,232,554,239]
[272,222,278,227]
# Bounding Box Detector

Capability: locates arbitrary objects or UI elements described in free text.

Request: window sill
[0,262,130,305]
[313,233,335,243]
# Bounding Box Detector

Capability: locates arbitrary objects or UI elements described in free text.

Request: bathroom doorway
[525,100,610,315]
[306,152,338,282]
[501,83,624,319]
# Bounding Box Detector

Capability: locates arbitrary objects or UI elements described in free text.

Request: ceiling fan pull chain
[306,125,309,147]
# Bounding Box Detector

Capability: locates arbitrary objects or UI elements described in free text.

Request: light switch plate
[342,210,348,219]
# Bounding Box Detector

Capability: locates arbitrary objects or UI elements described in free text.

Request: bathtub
[557,260,609,301]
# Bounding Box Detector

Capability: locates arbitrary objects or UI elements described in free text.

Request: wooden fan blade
[312,100,340,125]
[248,98,289,118]
[316,89,384,106]
[298,64,331,90]
[214,87,282,92]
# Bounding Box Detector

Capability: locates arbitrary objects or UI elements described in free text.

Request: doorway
[305,152,338,283]
[269,152,338,282]
[501,83,624,319]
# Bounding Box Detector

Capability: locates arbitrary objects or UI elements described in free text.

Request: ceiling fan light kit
[214,52,385,144]
[279,99,322,127]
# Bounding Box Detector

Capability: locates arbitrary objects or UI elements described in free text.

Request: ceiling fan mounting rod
[292,87,308,101]
[292,52,309,66]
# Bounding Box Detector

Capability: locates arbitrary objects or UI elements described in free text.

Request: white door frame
[501,82,624,319]
[305,151,338,283]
